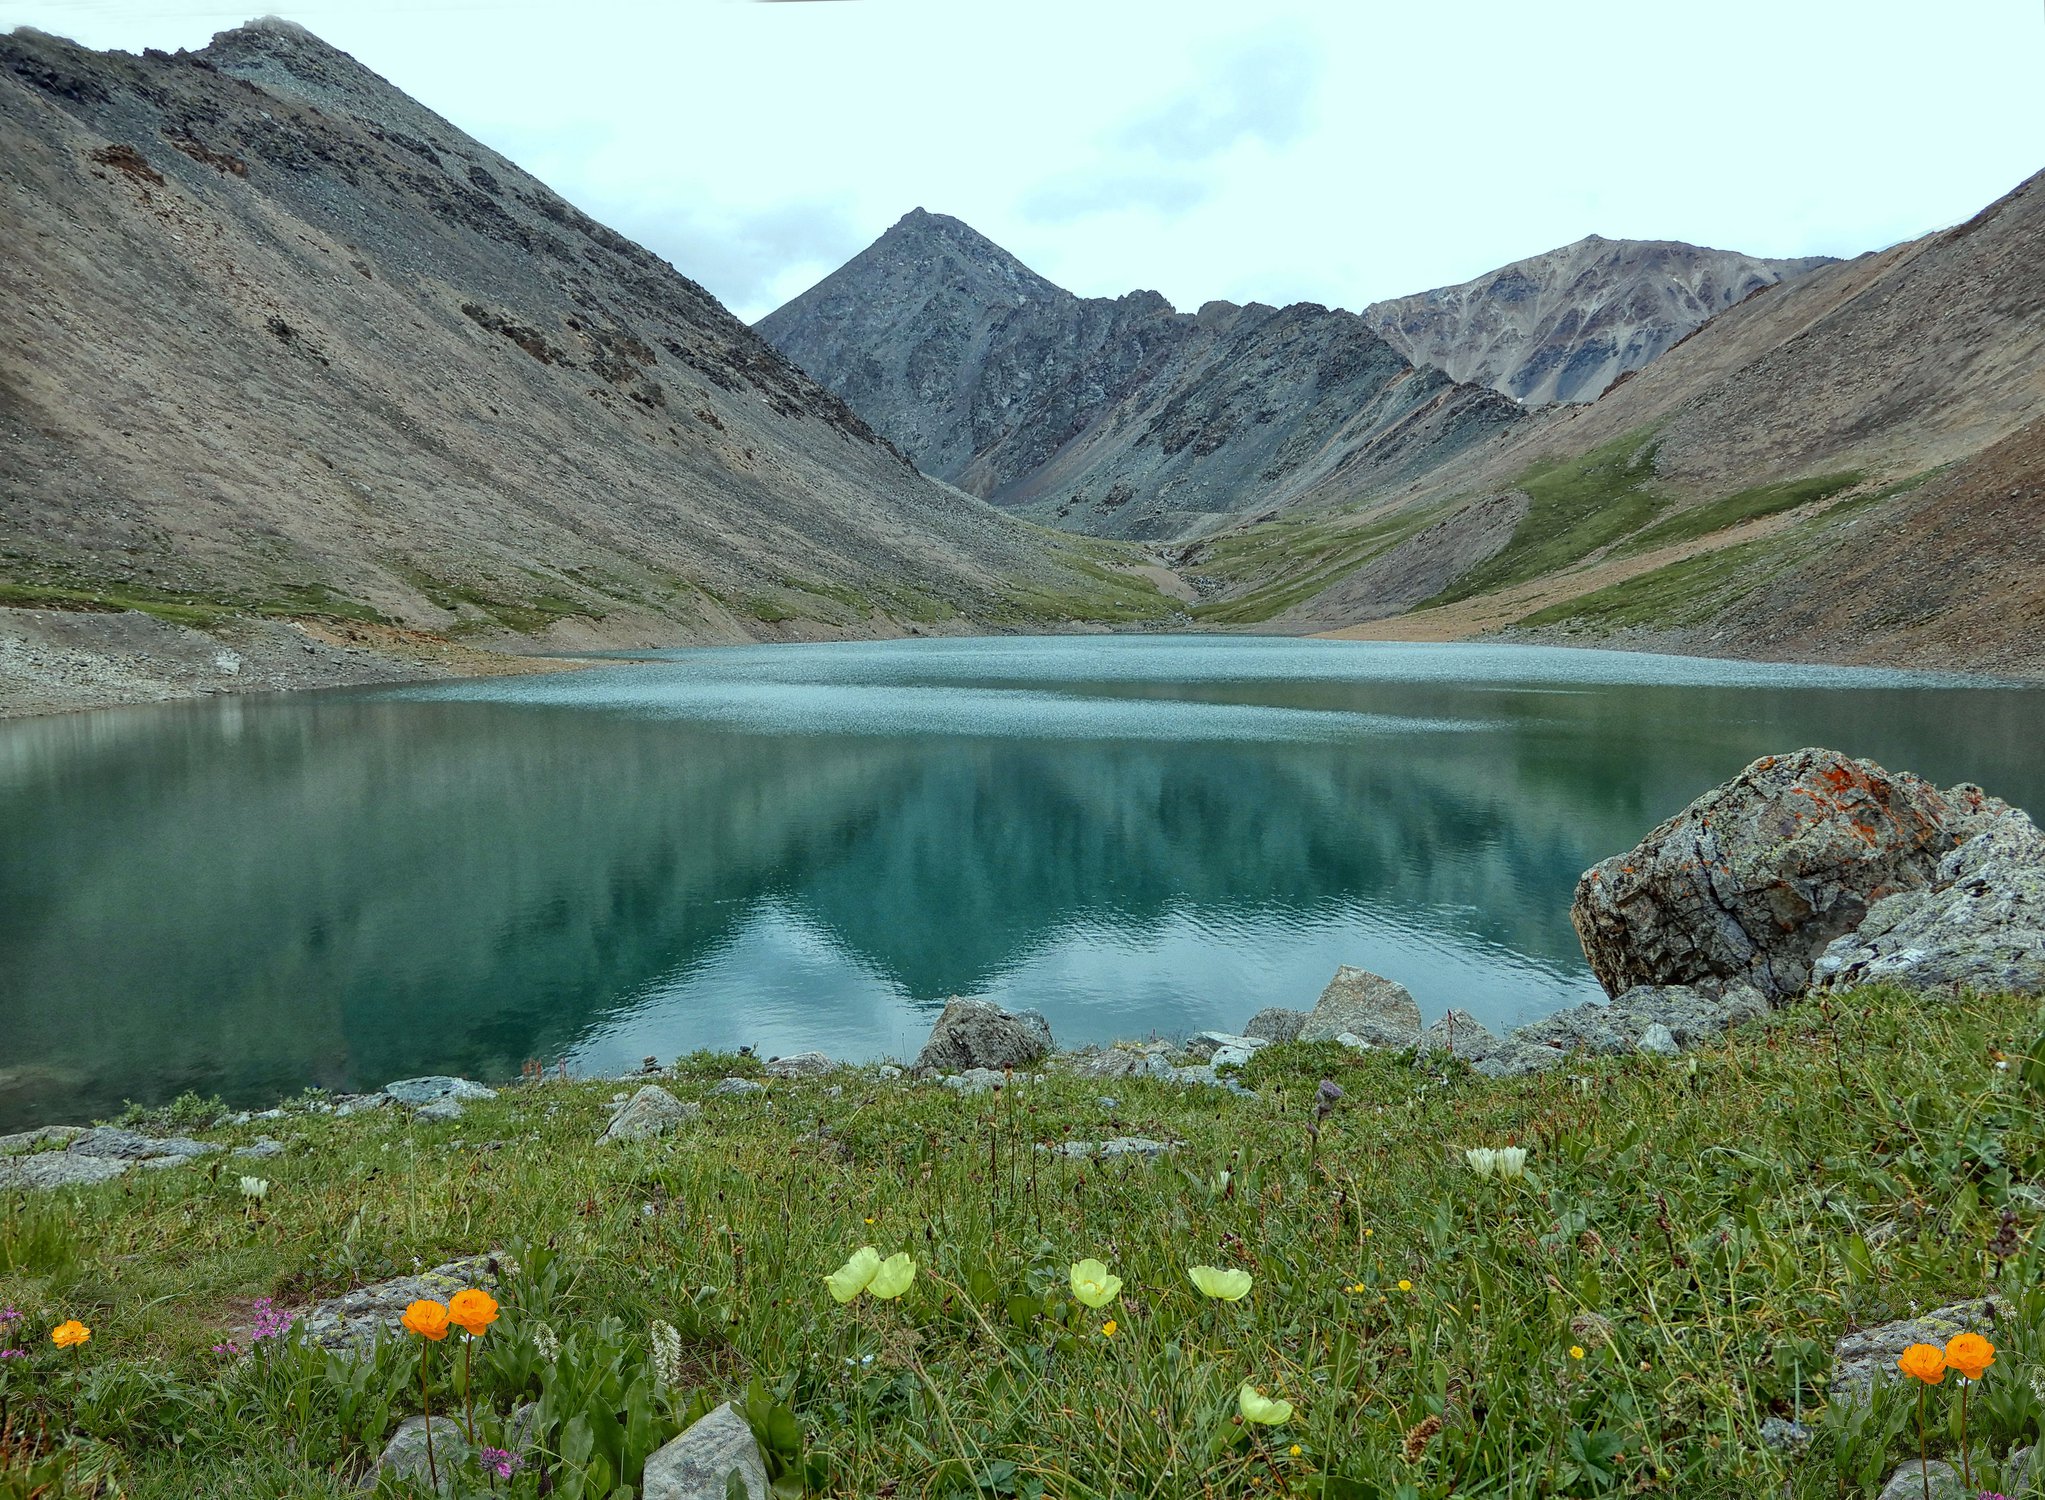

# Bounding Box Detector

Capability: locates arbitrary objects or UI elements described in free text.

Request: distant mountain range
[1361,236,1837,405]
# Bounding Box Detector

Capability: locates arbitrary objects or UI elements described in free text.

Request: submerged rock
[1299,967,1422,1046]
[1570,750,1983,1002]
[913,998,1053,1073]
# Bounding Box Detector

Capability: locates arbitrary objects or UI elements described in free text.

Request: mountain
[0,22,1157,669]
[757,210,1523,540]
[1362,237,1837,405]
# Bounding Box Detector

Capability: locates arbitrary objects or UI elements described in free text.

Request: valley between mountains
[2,19,2042,718]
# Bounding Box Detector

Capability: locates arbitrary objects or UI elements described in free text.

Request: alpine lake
[3,635,2040,1130]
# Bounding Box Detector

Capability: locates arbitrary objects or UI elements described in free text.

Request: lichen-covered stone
[913,999,1053,1073]
[642,1401,767,1500]
[1298,968,1422,1046]
[296,1254,510,1353]
[598,1086,701,1144]
[764,1051,834,1078]
[1242,1007,1307,1043]
[1571,749,1973,1002]
[1830,1297,2002,1399]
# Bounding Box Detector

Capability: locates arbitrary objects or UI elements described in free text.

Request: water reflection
[1,638,2037,1128]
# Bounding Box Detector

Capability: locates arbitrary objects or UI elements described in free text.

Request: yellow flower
[1188,1265,1252,1301]
[1945,1332,1996,1381]
[1569,1345,1585,1360]
[1397,1279,1412,1293]
[1069,1258,1122,1309]
[863,1217,876,1225]
[1363,1227,1373,1237]
[1897,1343,1947,1384]
[867,1252,915,1300]
[1289,1444,1302,1457]
[825,1246,882,1303]
[1238,1382,1294,1425]
[447,1288,499,1338]
[401,1300,450,1341]
[1345,1281,1366,1294]
[50,1320,90,1350]
[1100,1320,1117,1338]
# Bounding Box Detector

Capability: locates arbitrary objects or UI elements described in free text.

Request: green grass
[1428,430,1667,607]
[1613,473,1864,558]
[3,985,2043,1496]
[0,578,391,630]
[1185,507,1448,625]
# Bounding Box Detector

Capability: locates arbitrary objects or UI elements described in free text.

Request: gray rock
[1756,1416,1814,1454]
[1817,811,2045,994]
[1571,750,1991,1003]
[764,1051,834,1078]
[1095,1096,1120,1111]
[598,1086,701,1144]
[876,1065,903,1081]
[414,1099,464,1124]
[1183,1031,1268,1061]
[1830,1298,2003,1399]
[0,1152,134,1189]
[1636,1023,1680,1057]
[1876,1460,1963,1500]
[1510,984,1767,1057]
[296,1254,509,1353]
[232,1137,286,1158]
[373,1414,471,1493]
[642,1400,768,1500]
[708,1077,766,1098]
[1472,1043,1568,1079]
[1063,1043,1171,1080]
[65,1127,217,1160]
[383,1077,495,1107]
[1048,1136,1174,1160]
[333,1093,391,1117]
[1242,1007,1307,1044]
[942,1067,1013,1095]
[913,999,1053,1074]
[1299,967,1423,1046]
[138,1153,197,1171]
[0,1124,85,1155]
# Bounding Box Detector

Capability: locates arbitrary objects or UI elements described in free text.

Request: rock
[708,1077,766,1098]
[1816,810,2045,994]
[373,1413,471,1492]
[876,1065,903,1081]
[942,1067,1012,1095]
[1876,1460,1963,1500]
[383,1077,496,1107]
[1299,968,1423,1046]
[64,1127,218,1160]
[414,1099,464,1124]
[0,1124,85,1155]
[1511,984,1767,1057]
[1757,1416,1813,1454]
[1830,1297,2003,1399]
[232,1137,286,1158]
[1064,1043,1172,1080]
[764,1051,833,1078]
[1570,750,1980,1003]
[333,1093,390,1116]
[1183,1031,1269,1061]
[1635,1023,1680,1057]
[296,1254,510,1353]
[598,1086,701,1144]
[1413,1011,1564,1079]
[1047,1137,1174,1160]
[0,1152,134,1189]
[912,999,1053,1073]
[1242,1007,1307,1044]
[642,1400,768,1500]
[1095,1096,1120,1111]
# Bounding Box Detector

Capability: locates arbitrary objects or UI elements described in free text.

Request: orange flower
[401,1299,450,1341]
[50,1320,90,1350]
[1945,1332,1996,1381]
[1897,1343,1947,1384]
[447,1288,499,1339]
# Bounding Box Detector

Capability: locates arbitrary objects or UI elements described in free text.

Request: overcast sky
[12,2,2044,322]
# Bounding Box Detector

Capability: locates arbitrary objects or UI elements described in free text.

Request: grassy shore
[3,983,2042,1498]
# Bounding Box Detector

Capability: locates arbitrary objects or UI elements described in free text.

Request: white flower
[238,1176,269,1200]
[531,1322,561,1362]
[649,1320,684,1392]
[1463,1147,1498,1179]
[1495,1147,1528,1180]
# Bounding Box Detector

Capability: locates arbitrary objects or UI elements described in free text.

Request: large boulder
[1242,1007,1306,1044]
[912,999,1052,1074]
[1816,810,2045,994]
[1298,968,1423,1045]
[1571,750,1991,1002]
[642,1401,768,1500]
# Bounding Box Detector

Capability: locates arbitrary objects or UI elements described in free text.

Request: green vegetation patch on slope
[0,576,391,628]
[1428,429,1666,606]
[1187,506,1449,625]
[1615,472,1864,556]
[5,985,2043,1497]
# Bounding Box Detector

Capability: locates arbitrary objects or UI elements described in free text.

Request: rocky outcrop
[1830,1297,2004,1399]
[642,1401,768,1500]
[1570,750,1985,1002]
[295,1254,508,1353]
[1817,809,2045,994]
[1298,967,1423,1045]
[1415,1011,1565,1079]
[912,999,1053,1074]
[1514,984,1769,1056]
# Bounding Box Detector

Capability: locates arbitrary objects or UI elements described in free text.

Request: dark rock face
[913,999,1053,1074]
[1570,749,1977,1001]
[757,211,1522,540]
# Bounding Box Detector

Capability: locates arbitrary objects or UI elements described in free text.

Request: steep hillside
[1363,237,1834,405]
[1282,172,2045,674]
[758,211,1522,541]
[0,23,1157,668]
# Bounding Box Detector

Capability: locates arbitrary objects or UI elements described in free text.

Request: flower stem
[1958,1380,1973,1491]
[1916,1383,1928,1500]
[462,1335,477,1445]
[421,1344,439,1494]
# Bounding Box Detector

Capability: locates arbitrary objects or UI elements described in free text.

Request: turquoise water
[1,636,2039,1129]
